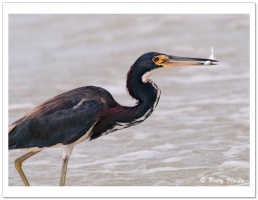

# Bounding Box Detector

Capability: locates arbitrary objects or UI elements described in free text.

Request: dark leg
[14,151,40,186]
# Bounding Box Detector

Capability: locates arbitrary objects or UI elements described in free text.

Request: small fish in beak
[204,46,216,66]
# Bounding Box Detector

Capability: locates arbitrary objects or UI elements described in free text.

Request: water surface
[9,14,249,186]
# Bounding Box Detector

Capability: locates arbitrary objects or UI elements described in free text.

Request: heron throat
[126,65,161,121]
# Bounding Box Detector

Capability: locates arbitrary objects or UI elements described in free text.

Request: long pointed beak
[162,55,218,68]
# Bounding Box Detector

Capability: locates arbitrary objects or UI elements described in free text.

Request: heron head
[132,52,218,83]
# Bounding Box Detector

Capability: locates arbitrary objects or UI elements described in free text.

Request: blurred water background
[9,14,249,186]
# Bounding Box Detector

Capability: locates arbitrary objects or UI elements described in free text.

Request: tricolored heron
[9,52,218,186]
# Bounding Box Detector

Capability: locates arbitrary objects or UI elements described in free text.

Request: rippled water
[9,14,249,186]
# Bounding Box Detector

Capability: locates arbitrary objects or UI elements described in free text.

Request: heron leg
[59,157,69,186]
[14,151,40,186]
[59,144,74,186]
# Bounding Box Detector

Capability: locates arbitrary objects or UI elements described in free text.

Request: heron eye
[152,56,159,63]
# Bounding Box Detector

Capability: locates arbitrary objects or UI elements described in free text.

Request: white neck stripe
[141,67,165,83]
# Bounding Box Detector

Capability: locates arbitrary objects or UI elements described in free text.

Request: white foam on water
[154,181,173,186]
[219,161,249,169]
[153,143,178,151]
[132,134,148,140]
[102,162,126,169]
[118,150,160,160]
[162,156,188,163]
[144,166,179,174]
[223,145,249,158]
[144,166,210,174]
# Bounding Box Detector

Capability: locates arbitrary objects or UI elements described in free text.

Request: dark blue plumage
[9,86,119,149]
[9,53,163,150]
[9,52,218,186]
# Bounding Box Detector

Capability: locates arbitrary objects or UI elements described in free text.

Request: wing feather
[9,86,117,149]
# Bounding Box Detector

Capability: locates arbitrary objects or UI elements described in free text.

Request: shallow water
[8,14,249,186]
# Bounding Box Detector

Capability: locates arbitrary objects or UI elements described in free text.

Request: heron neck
[90,70,161,140]
[126,68,161,122]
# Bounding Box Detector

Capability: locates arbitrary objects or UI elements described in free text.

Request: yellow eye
[152,56,159,63]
